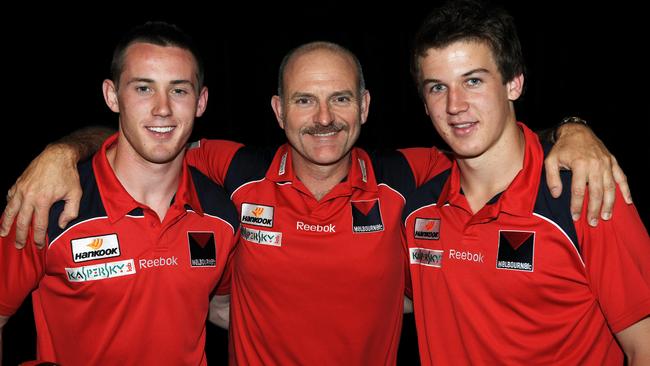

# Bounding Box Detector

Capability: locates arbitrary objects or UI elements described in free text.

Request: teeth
[312,132,337,137]
[453,123,473,129]
[147,126,174,133]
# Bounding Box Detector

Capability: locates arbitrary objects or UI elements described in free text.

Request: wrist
[46,142,81,163]
[553,116,588,143]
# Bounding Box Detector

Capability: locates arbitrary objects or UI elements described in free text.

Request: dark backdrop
[2,2,647,365]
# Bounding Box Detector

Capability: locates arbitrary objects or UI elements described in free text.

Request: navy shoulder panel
[223,145,276,196]
[48,160,107,242]
[369,149,418,197]
[190,167,240,232]
[533,142,580,253]
[402,169,451,223]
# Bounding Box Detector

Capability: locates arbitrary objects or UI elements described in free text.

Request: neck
[458,122,525,214]
[290,149,351,201]
[107,143,184,221]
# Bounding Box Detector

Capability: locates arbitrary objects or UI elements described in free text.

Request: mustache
[301,122,348,135]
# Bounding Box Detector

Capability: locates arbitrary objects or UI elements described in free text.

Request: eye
[171,88,189,96]
[332,95,352,105]
[294,96,313,105]
[428,83,446,93]
[135,85,152,94]
[466,78,482,87]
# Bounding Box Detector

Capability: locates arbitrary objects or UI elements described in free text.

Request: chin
[145,149,182,164]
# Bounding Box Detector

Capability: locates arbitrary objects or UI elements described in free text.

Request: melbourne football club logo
[496,230,535,272]
[351,199,384,233]
[187,232,217,267]
[241,203,274,228]
[414,218,440,240]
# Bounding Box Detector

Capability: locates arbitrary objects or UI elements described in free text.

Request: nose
[314,102,334,126]
[446,86,469,115]
[152,91,172,117]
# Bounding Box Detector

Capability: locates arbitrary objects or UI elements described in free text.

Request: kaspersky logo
[241,227,282,246]
[66,259,136,282]
[410,248,443,267]
[71,234,121,263]
[241,203,274,228]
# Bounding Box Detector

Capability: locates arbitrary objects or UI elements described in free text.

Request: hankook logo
[71,234,121,263]
[241,203,274,228]
[414,218,440,240]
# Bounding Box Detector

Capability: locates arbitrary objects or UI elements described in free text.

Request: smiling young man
[403,1,650,364]
[0,22,238,365]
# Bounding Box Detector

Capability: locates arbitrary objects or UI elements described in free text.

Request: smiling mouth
[147,126,175,133]
[450,122,477,129]
[311,131,338,137]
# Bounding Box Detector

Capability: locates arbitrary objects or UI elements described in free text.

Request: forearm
[403,296,413,314]
[209,295,230,329]
[617,317,650,365]
[54,126,115,161]
[535,117,589,144]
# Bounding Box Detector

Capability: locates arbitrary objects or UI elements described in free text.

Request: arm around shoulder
[0,126,113,248]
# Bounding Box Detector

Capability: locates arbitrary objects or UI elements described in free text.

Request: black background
[2,2,647,365]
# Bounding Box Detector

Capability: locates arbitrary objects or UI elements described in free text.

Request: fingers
[583,166,604,227]
[611,156,632,204]
[13,198,35,249]
[543,157,563,198]
[0,187,21,239]
[59,189,82,229]
[32,202,50,249]
[569,168,588,223]
[599,167,616,221]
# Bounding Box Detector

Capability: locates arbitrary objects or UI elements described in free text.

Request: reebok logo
[296,221,336,233]
[448,249,485,264]
[139,256,179,269]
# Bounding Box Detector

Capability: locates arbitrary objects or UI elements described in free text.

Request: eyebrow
[422,68,491,85]
[125,78,195,88]
[289,90,355,99]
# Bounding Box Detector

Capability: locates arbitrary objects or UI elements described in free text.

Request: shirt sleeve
[401,223,413,299]
[579,188,650,333]
[0,226,47,316]
[398,147,452,187]
[215,230,239,296]
[185,139,244,186]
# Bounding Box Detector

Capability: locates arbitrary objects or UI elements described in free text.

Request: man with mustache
[1,40,628,364]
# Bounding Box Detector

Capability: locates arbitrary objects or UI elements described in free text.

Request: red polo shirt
[403,123,650,365]
[0,134,239,365]
[187,140,449,365]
